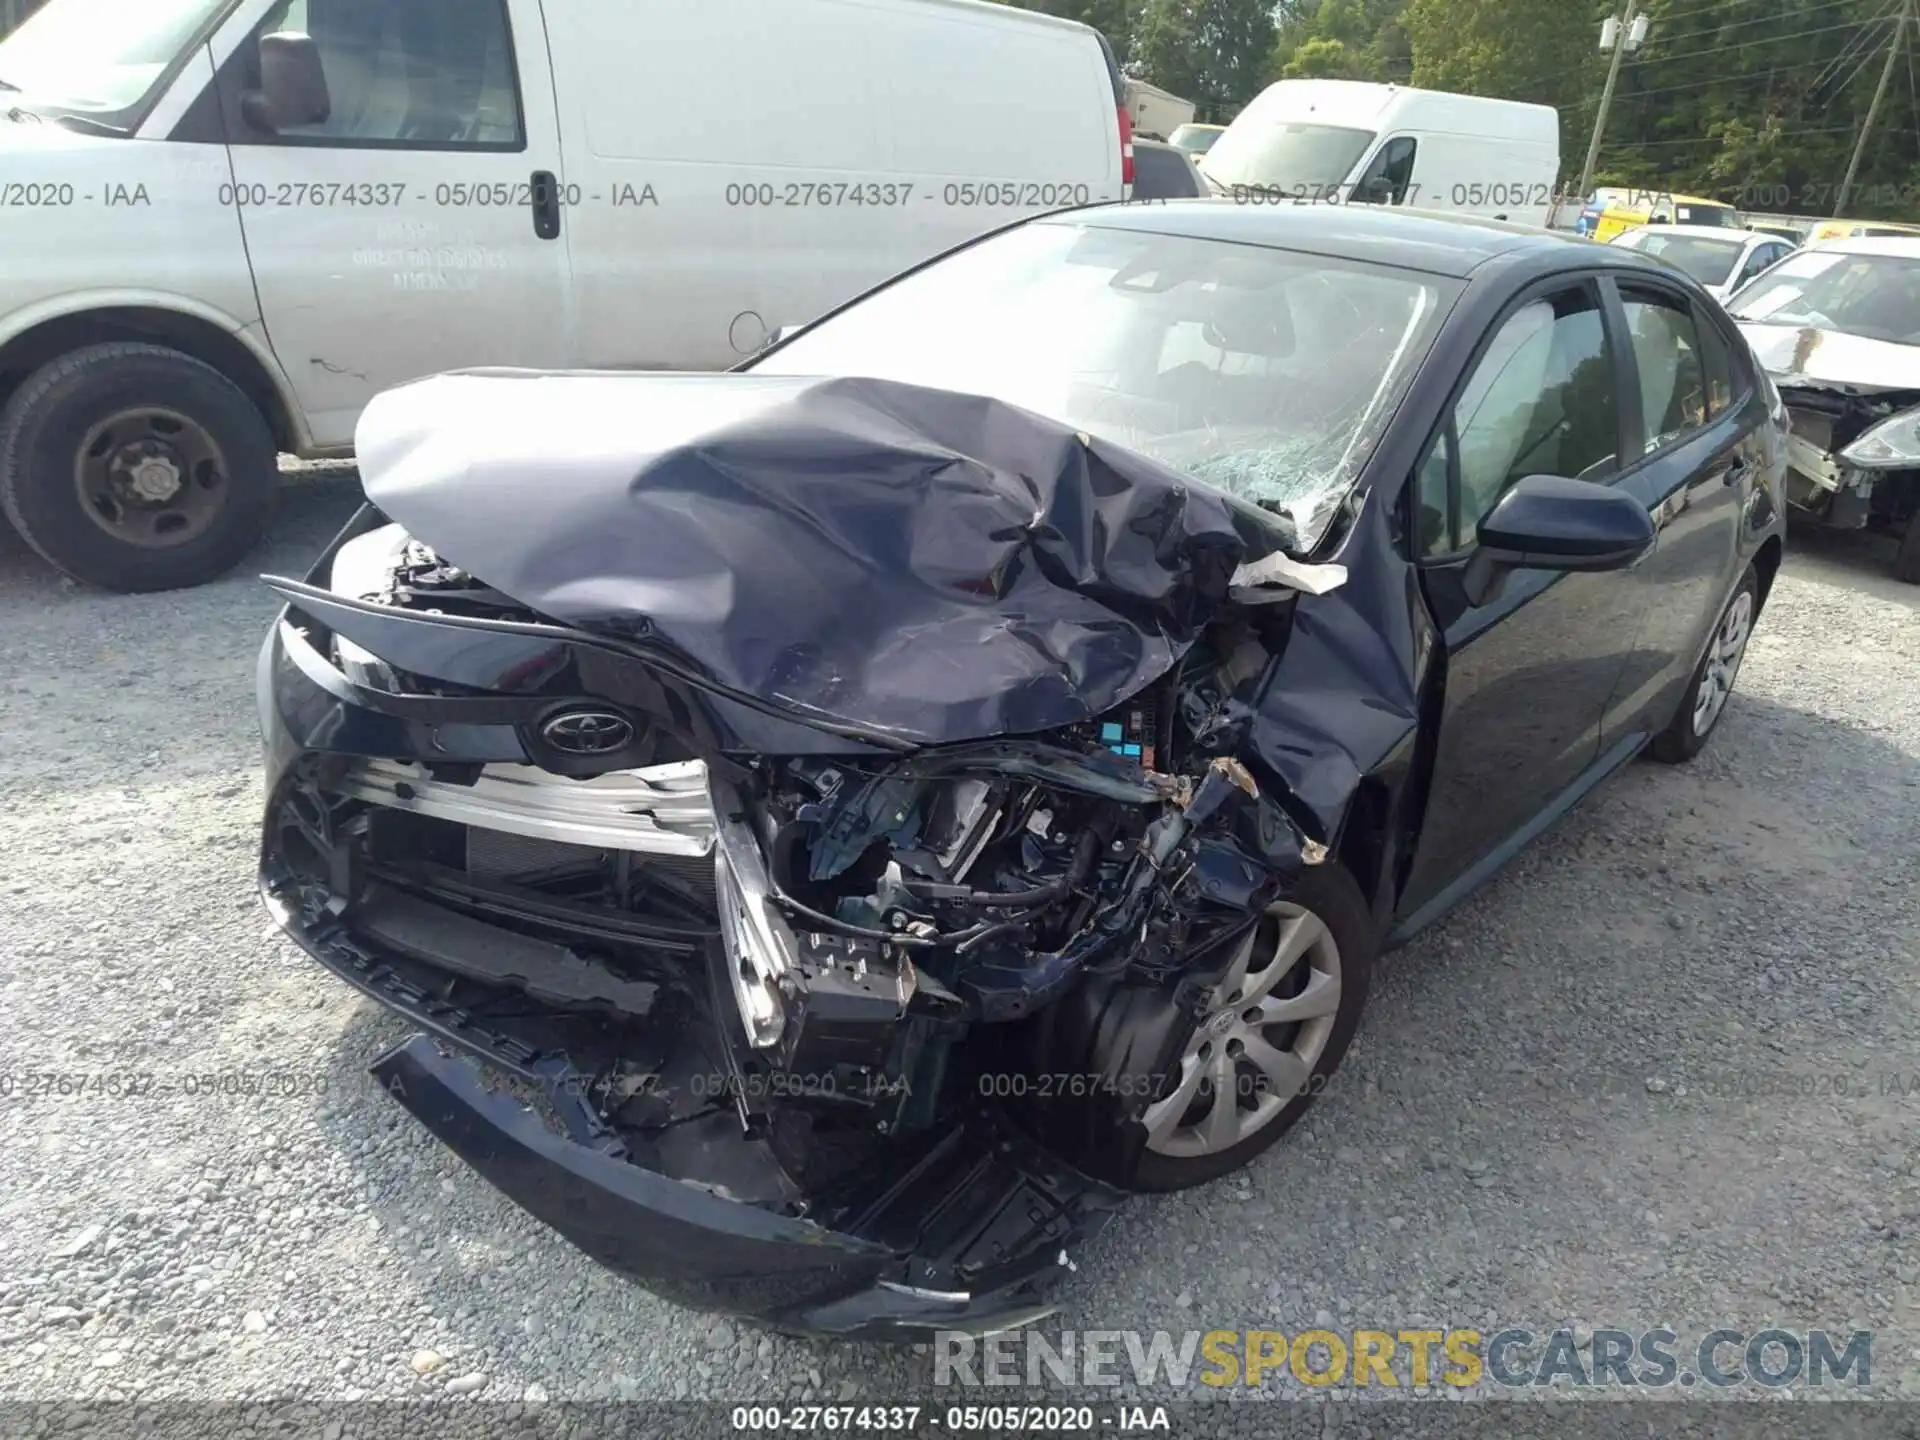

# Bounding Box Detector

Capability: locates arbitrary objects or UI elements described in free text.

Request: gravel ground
[0,474,1916,1422]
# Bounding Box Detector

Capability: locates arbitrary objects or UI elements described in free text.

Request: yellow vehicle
[1805,218,1920,242]
[1576,189,1739,243]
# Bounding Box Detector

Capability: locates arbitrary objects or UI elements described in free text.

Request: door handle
[530,170,561,241]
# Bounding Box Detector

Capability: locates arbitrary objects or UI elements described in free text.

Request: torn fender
[1245,493,1425,844]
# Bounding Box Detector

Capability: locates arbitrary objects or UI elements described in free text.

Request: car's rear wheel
[0,343,277,593]
[1649,566,1758,764]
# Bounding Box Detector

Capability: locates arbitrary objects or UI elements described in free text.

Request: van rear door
[199,0,572,449]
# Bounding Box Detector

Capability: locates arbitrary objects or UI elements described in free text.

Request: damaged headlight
[1841,407,1920,469]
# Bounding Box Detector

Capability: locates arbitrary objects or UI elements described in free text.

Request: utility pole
[1835,0,1910,216]
[1577,0,1642,203]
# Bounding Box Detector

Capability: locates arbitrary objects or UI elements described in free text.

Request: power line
[1640,0,1864,27]
[1644,14,1896,64]
[1609,124,1861,146]
[1809,9,1898,93]
[1509,8,1891,96]
[1589,51,1894,105]
[1653,0,1864,49]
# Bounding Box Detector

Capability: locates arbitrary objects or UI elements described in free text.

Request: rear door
[1399,276,1647,918]
[203,0,570,448]
[1592,276,1760,745]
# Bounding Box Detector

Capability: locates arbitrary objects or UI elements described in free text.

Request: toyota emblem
[540,709,635,755]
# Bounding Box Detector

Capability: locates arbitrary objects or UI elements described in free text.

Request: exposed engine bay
[273,521,1321,1190]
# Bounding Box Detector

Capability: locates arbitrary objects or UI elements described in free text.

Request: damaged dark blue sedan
[255,204,1787,1340]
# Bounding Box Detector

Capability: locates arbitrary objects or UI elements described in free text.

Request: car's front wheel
[1030,861,1374,1193]
[1649,566,1759,764]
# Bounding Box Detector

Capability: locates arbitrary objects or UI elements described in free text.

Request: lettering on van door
[349,220,509,294]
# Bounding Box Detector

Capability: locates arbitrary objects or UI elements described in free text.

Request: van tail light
[1118,105,1135,187]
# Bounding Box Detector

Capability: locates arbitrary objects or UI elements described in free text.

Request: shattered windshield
[1727,250,1920,345]
[753,219,1457,553]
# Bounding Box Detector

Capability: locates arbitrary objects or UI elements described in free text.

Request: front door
[1399,279,1647,916]
[202,0,571,448]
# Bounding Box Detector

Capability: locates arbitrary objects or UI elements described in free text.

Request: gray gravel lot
[0,472,1916,1418]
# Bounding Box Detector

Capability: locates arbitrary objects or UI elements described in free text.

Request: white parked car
[1609,223,1796,303]
[0,0,1129,593]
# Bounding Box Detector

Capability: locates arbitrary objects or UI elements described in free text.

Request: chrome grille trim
[335,759,714,857]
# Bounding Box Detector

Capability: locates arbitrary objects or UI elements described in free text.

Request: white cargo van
[0,0,1129,592]
[1123,78,1195,141]
[1199,80,1560,226]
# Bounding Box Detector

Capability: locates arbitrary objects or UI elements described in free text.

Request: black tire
[0,342,277,592]
[1648,565,1760,764]
[1895,513,1920,585]
[1026,861,1375,1194]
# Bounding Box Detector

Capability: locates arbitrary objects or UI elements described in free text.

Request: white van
[0,0,1129,592]
[1198,80,1560,227]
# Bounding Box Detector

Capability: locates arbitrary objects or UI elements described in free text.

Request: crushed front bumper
[258,608,1123,1340]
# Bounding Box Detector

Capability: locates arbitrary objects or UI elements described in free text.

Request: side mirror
[1461,474,1655,607]
[241,32,330,133]
[1355,175,1394,205]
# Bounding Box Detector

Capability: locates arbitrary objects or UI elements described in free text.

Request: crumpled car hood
[1735,322,1920,394]
[355,370,1268,744]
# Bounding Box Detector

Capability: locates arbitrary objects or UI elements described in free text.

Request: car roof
[1055,199,1634,279]
[1806,235,1920,257]
[1615,223,1757,243]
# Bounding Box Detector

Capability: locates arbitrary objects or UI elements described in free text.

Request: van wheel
[0,342,277,593]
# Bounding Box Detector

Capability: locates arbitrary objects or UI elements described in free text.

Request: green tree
[1132,0,1280,119]
[992,0,1137,63]
[1282,37,1369,80]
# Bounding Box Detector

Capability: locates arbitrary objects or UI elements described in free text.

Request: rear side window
[242,0,522,148]
[1618,286,1708,453]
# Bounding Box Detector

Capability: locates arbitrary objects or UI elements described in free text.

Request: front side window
[1354,136,1417,205]
[1448,288,1619,548]
[755,220,1459,554]
[0,0,226,126]
[238,0,521,147]
[1619,287,1708,453]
